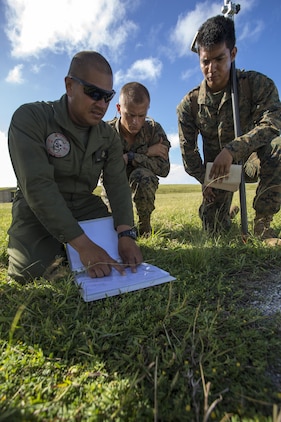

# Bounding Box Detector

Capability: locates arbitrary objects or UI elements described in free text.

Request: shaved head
[67,51,113,79]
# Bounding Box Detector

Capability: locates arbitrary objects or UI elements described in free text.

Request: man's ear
[116,103,121,114]
[65,76,73,96]
[231,46,237,62]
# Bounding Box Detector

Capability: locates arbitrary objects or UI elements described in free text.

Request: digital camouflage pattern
[177,69,281,231]
[107,117,171,219]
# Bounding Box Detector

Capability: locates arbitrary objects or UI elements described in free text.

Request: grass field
[0,184,281,421]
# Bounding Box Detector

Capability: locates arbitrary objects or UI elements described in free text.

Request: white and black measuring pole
[222,0,249,238]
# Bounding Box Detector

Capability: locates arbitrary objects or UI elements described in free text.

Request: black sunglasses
[69,75,115,103]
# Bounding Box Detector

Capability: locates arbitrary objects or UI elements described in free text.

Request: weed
[0,185,281,421]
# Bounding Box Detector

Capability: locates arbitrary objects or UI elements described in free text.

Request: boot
[43,256,69,281]
[139,215,152,237]
[254,214,277,240]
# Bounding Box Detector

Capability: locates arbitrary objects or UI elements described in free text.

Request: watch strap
[118,228,137,240]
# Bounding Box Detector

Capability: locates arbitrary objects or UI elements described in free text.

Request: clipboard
[66,217,175,302]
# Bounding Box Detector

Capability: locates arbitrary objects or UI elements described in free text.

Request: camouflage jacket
[107,117,171,178]
[177,69,281,184]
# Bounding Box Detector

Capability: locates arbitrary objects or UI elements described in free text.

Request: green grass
[1,185,281,421]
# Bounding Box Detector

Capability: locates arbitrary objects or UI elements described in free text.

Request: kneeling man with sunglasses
[7,51,143,283]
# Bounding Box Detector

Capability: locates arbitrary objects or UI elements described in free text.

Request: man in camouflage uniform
[7,51,142,282]
[106,82,171,236]
[177,15,281,239]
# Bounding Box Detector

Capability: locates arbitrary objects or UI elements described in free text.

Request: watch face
[130,228,137,239]
[119,228,137,240]
[126,229,136,240]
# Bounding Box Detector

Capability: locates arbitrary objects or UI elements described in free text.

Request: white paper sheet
[66,217,175,302]
[204,162,242,192]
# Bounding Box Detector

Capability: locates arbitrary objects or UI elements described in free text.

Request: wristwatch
[127,151,135,163]
[118,228,137,240]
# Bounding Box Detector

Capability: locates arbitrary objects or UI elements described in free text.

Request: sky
[0,0,280,187]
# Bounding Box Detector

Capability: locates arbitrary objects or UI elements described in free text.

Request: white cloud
[167,132,180,149]
[162,133,198,184]
[5,64,24,84]
[168,0,261,59]
[238,20,264,43]
[237,0,256,15]
[114,58,162,86]
[31,63,46,74]
[181,66,199,82]
[162,163,197,185]
[169,1,222,57]
[4,0,137,59]
[0,132,17,187]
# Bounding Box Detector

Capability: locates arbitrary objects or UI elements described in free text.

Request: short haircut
[120,82,150,105]
[197,15,236,52]
[67,51,112,79]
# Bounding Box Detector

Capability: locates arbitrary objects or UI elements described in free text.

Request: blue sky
[0,0,280,187]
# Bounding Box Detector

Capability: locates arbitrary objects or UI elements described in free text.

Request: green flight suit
[177,69,281,232]
[8,95,134,281]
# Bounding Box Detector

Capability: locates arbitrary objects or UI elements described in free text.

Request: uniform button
[58,234,65,242]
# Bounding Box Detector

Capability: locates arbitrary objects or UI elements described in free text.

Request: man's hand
[202,185,216,202]
[209,148,233,181]
[69,233,126,278]
[118,236,143,273]
[146,137,169,160]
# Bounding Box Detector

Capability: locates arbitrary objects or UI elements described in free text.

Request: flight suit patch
[46,133,70,157]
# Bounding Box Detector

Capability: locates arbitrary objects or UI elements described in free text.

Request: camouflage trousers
[128,168,159,219]
[101,168,159,219]
[200,136,281,232]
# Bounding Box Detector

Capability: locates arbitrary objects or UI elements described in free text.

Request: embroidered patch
[46,133,70,157]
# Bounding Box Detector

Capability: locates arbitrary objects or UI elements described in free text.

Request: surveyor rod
[190,1,249,237]
[222,0,249,237]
